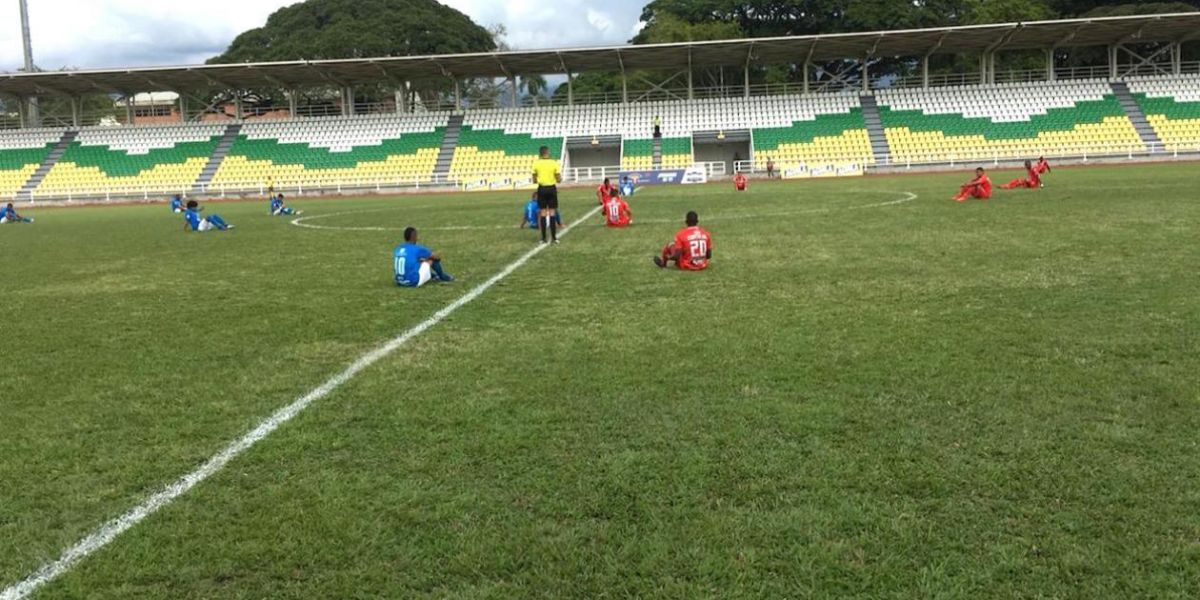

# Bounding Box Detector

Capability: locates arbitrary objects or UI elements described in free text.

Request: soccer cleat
[552,239,560,245]
[653,257,666,268]
[439,274,455,283]
[227,224,236,230]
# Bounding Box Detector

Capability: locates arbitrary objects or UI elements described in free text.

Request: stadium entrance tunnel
[694,130,751,174]
[566,136,621,171]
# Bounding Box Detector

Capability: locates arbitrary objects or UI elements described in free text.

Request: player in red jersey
[604,194,632,228]
[953,167,992,202]
[654,211,712,271]
[734,172,748,191]
[596,177,616,205]
[1001,160,1041,190]
[1034,156,1051,187]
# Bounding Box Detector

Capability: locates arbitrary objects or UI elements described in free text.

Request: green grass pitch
[2,163,1199,598]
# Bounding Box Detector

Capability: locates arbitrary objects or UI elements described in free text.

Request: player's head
[1038,156,1045,161]
[1024,160,1032,168]
[404,226,418,243]
[278,193,285,200]
[186,200,198,210]
[5,203,12,209]
[539,145,550,158]
[685,211,699,227]
[531,191,538,200]
[603,177,610,185]
[975,167,985,175]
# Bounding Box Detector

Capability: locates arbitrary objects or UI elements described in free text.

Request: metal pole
[1046,49,1055,81]
[510,77,518,108]
[454,79,462,110]
[1109,45,1118,79]
[803,62,811,95]
[922,56,930,89]
[862,59,869,93]
[288,89,298,118]
[19,0,40,127]
[70,96,80,127]
[178,94,188,123]
[1172,43,1182,75]
[743,64,750,98]
[566,73,574,106]
[125,95,134,125]
[234,94,243,120]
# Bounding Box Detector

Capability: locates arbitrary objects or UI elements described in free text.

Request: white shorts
[197,219,215,232]
[414,262,433,287]
[0,217,7,224]
[173,208,183,213]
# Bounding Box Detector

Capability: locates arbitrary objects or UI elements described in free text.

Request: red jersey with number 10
[604,198,631,227]
[674,226,713,270]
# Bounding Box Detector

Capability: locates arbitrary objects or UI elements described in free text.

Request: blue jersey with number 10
[394,242,432,286]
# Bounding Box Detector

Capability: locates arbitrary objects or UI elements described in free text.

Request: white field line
[292,191,920,232]
[0,205,604,600]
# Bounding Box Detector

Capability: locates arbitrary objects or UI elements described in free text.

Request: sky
[0,0,647,72]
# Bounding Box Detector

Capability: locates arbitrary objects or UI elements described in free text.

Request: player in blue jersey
[620,176,635,198]
[269,193,302,216]
[1,203,33,224]
[170,195,184,213]
[394,227,454,287]
[182,200,233,232]
[519,191,561,230]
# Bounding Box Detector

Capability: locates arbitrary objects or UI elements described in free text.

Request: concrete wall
[568,145,621,169]
[694,141,750,173]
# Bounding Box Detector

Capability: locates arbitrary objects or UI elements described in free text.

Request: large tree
[208,0,496,109]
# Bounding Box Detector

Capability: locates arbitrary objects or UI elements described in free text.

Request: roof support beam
[744,42,755,99]
[557,52,573,106]
[616,50,627,104]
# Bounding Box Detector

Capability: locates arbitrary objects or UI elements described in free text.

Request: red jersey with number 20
[674,226,713,270]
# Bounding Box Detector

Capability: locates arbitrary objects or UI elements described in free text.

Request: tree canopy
[208,0,495,64]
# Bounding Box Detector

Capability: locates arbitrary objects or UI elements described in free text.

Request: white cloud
[0,0,647,72]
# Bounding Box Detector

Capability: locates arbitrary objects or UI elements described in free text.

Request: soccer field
[2,163,1199,598]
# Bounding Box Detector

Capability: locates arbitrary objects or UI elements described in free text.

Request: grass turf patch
[3,164,1199,598]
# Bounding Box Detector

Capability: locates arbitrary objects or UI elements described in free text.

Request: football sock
[539,216,547,242]
[550,215,558,241]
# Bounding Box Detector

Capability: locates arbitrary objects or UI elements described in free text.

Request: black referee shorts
[536,185,559,210]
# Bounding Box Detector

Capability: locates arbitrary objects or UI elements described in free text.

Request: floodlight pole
[19,0,40,127]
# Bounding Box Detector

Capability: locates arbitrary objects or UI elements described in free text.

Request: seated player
[394,226,454,287]
[1034,156,1052,186]
[1001,160,1041,190]
[596,177,614,206]
[654,211,712,271]
[269,194,302,216]
[953,167,992,202]
[1,203,33,224]
[520,192,561,229]
[734,171,748,191]
[182,200,233,232]
[170,195,184,213]
[620,176,635,198]
[603,193,632,228]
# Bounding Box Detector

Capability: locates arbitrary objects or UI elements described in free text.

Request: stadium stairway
[1111,81,1163,148]
[433,114,465,181]
[652,136,663,168]
[858,95,892,163]
[17,130,77,201]
[192,123,242,194]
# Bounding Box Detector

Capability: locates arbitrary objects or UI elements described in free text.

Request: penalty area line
[0,205,604,600]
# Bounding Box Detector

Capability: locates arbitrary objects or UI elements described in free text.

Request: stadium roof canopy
[2,12,1199,97]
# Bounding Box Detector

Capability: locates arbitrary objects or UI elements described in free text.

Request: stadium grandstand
[2,12,1200,202]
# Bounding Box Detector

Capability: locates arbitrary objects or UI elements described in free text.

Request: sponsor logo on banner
[836,163,865,177]
[782,164,810,179]
[619,169,685,186]
[681,166,707,184]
